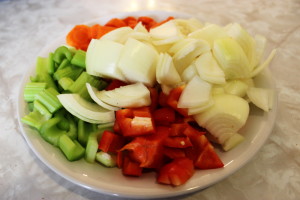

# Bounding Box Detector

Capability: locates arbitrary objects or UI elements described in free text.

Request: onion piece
[118,38,158,86]
[213,37,251,80]
[181,63,197,83]
[250,49,277,77]
[86,39,126,81]
[188,23,228,47]
[178,75,212,108]
[195,51,226,84]
[149,20,182,40]
[101,27,133,44]
[246,87,274,112]
[86,83,120,111]
[193,94,249,150]
[156,53,181,85]
[173,18,203,35]
[224,79,249,97]
[96,83,151,108]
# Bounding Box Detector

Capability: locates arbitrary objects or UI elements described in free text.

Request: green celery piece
[35,87,62,113]
[28,102,34,111]
[33,100,52,120]
[53,46,73,64]
[21,110,48,131]
[96,151,116,167]
[84,123,114,163]
[65,114,77,140]
[58,134,85,161]
[77,119,98,147]
[40,117,67,146]
[57,58,70,70]
[58,77,74,91]
[71,50,86,68]
[24,82,47,102]
[34,57,58,90]
[85,131,104,163]
[54,109,70,131]
[47,52,55,74]
[69,72,107,100]
[53,65,83,81]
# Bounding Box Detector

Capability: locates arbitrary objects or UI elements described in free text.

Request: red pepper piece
[98,130,125,153]
[122,155,143,177]
[105,79,128,91]
[163,147,186,159]
[153,107,176,126]
[148,87,158,111]
[116,107,155,137]
[163,136,193,148]
[158,91,169,107]
[167,85,189,117]
[157,157,194,186]
[170,123,189,136]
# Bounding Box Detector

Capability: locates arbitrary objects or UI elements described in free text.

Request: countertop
[1,0,300,199]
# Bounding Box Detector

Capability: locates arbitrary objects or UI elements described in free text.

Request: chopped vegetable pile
[22,15,276,186]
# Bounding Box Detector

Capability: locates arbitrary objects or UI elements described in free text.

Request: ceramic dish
[17,10,277,199]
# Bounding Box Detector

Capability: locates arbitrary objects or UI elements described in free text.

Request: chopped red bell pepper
[167,85,189,117]
[157,157,194,186]
[116,107,155,137]
[122,155,143,177]
[169,123,189,136]
[98,130,125,153]
[163,147,186,159]
[158,91,169,107]
[148,87,158,111]
[153,107,176,126]
[106,79,127,91]
[163,136,193,148]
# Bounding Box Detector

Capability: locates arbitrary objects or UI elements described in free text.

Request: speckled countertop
[1,0,300,199]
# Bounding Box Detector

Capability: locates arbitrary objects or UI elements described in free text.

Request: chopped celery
[54,109,70,131]
[58,134,85,161]
[34,56,58,90]
[58,77,74,91]
[21,110,48,130]
[85,132,99,163]
[53,65,83,81]
[33,100,52,120]
[53,46,73,64]
[71,50,86,68]
[40,117,66,146]
[47,52,55,74]
[96,151,116,167]
[65,114,77,140]
[24,82,47,102]
[57,58,70,70]
[35,87,62,113]
[69,72,107,100]
[77,119,98,147]
[28,102,34,111]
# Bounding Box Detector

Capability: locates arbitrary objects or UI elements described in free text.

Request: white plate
[17,11,277,199]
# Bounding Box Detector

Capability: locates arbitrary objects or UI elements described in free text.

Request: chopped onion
[246,87,274,112]
[156,53,181,85]
[101,27,134,44]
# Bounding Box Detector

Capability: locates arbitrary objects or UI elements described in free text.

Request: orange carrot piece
[137,16,157,31]
[122,16,138,28]
[91,24,116,39]
[66,25,92,51]
[150,16,175,29]
[105,18,127,28]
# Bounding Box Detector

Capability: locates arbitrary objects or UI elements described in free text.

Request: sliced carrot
[150,16,175,29]
[105,18,127,28]
[122,16,138,28]
[137,16,157,31]
[66,25,92,51]
[91,24,116,39]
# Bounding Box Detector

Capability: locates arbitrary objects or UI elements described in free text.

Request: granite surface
[1,0,300,199]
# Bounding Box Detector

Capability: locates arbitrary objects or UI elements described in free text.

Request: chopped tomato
[116,107,155,137]
[167,85,188,117]
[98,130,124,153]
[157,157,194,186]
[153,107,176,126]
